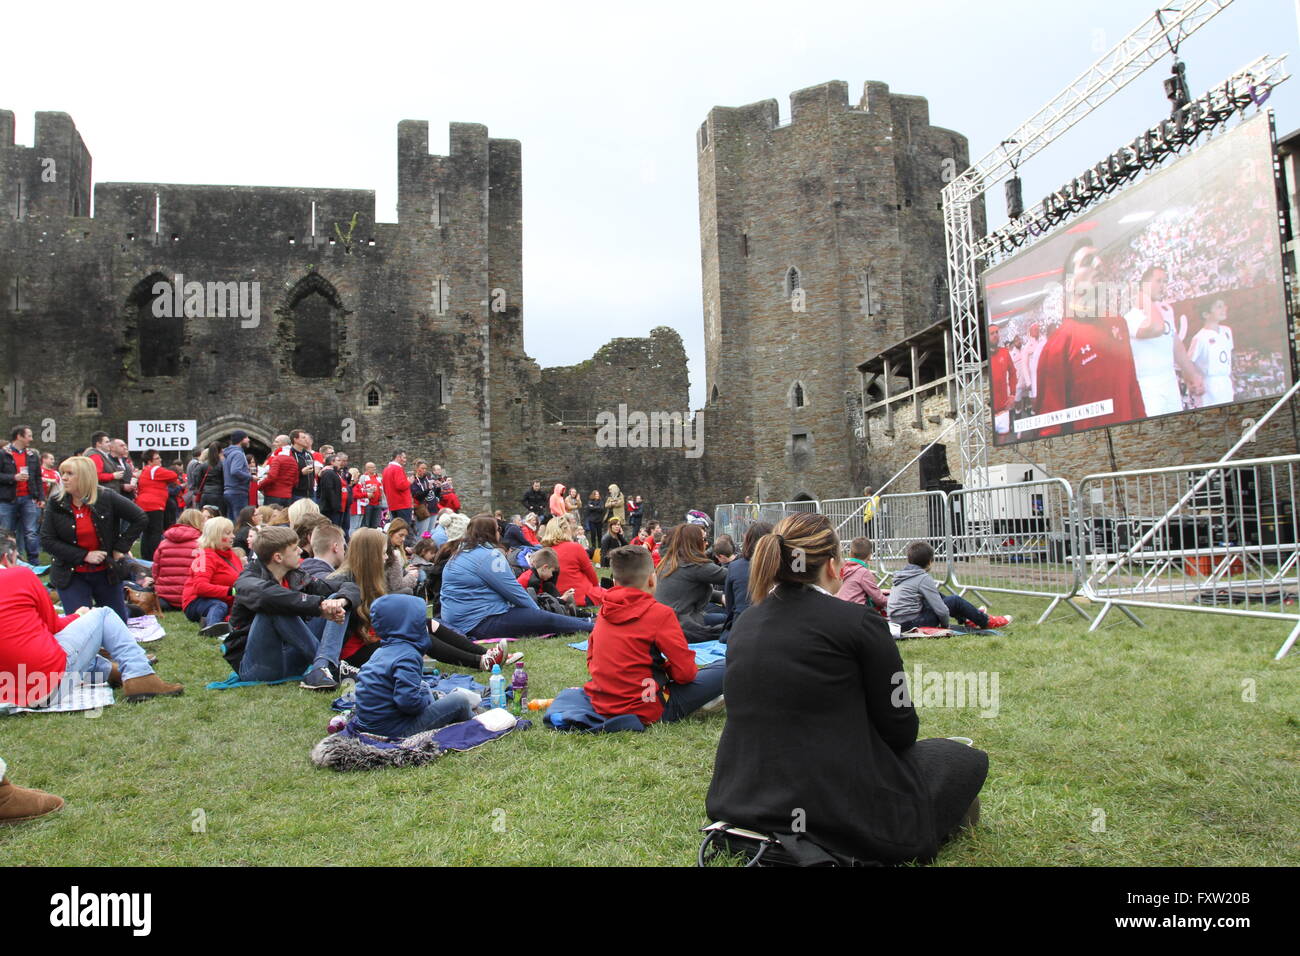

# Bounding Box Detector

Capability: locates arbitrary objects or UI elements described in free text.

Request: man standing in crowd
[384,451,413,525]
[88,432,123,494]
[318,453,346,529]
[627,495,644,537]
[360,462,384,528]
[523,481,548,521]
[109,439,137,500]
[0,426,45,564]
[290,430,316,502]
[222,431,252,520]
[261,434,298,506]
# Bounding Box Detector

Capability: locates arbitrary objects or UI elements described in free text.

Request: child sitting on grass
[351,594,478,738]
[517,547,576,609]
[886,542,1011,632]
[837,537,887,614]
[584,545,725,726]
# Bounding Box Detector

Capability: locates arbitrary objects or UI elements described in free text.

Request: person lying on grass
[0,529,183,705]
[350,594,479,739]
[224,525,360,682]
[584,544,725,726]
[885,541,1011,632]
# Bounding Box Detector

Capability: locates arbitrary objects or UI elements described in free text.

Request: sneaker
[199,621,231,639]
[300,665,339,691]
[338,661,361,680]
[503,651,524,667]
[700,694,726,714]
[480,643,506,671]
[986,615,1013,629]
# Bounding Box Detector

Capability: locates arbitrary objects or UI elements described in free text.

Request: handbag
[414,501,431,521]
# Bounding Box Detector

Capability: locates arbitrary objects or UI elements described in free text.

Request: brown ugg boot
[0,776,65,825]
[121,674,184,703]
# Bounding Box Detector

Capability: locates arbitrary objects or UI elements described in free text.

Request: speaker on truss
[920,443,951,490]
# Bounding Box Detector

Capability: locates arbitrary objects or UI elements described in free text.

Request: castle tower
[698,80,981,502]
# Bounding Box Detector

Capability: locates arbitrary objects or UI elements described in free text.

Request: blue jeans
[660,661,726,723]
[58,569,129,622]
[312,615,351,672]
[225,493,247,522]
[902,594,989,630]
[468,605,594,639]
[0,497,41,561]
[391,508,414,527]
[702,609,728,628]
[346,513,363,540]
[46,606,154,703]
[362,693,474,739]
[238,613,328,682]
[184,597,230,628]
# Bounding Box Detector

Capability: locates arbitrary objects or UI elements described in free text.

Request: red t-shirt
[41,466,59,496]
[0,566,76,706]
[1033,315,1146,437]
[73,504,104,573]
[990,347,1017,414]
[9,449,29,497]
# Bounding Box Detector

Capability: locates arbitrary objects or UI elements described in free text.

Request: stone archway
[196,415,275,461]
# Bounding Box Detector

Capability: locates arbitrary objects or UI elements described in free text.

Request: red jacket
[136,465,179,512]
[554,540,603,606]
[383,462,412,510]
[151,523,203,607]
[261,451,298,499]
[182,546,244,610]
[0,566,77,706]
[584,585,697,725]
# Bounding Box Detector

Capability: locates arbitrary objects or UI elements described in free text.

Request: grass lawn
[1,591,1297,866]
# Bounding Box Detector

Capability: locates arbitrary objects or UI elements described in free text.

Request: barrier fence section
[1077,454,1300,659]
[823,492,953,587]
[948,478,1088,624]
[713,501,821,546]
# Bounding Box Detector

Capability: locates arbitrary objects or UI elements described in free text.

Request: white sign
[127,420,197,452]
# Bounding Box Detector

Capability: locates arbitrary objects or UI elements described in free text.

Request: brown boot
[121,673,184,703]
[0,776,65,825]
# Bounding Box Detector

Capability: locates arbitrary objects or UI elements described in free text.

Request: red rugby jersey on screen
[1034,315,1146,437]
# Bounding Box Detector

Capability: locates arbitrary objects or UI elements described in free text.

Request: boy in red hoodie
[584,545,725,725]
[838,537,887,614]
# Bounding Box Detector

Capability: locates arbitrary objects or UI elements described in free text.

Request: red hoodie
[0,566,77,706]
[383,462,412,510]
[584,585,697,725]
[182,547,244,610]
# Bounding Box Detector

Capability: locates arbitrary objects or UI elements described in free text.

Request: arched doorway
[195,416,274,463]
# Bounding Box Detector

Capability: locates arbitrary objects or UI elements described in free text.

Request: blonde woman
[540,513,604,606]
[287,496,321,527]
[182,516,243,634]
[39,455,146,621]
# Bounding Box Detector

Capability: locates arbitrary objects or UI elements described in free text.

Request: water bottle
[488,664,507,709]
[510,662,529,713]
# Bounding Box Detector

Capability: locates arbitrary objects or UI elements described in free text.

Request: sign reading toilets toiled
[127,420,198,453]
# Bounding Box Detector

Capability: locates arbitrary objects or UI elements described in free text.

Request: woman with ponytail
[653,523,728,642]
[706,512,988,865]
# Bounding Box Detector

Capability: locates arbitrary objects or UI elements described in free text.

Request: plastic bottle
[526,698,554,711]
[510,662,529,713]
[488,664,507,709]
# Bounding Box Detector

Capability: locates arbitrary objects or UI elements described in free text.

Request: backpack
[697,823,882,868]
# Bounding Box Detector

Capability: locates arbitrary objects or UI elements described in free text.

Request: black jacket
[224,560,360,670]
[584,500,604,526]
[39,487,146,589]
[522,488,548,514]
[599,531,627,566]
[501,523,530,550]
[706,583,945,864]
[0,446,44,503]
[318,467,344,513]
[192,462,226,508]
[291,448,315,499]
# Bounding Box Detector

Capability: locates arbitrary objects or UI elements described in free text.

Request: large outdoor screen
[982,113,1291,446]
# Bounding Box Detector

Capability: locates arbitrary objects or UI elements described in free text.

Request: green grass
[1,593,1297,866]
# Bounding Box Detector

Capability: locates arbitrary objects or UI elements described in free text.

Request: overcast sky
[5,0,1297,410]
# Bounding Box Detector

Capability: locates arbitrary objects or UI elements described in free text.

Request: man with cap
[222,430,252,521]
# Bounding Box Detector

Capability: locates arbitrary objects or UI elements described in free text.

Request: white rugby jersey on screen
[1124,304,1184,416]
[1189,325,1235,406]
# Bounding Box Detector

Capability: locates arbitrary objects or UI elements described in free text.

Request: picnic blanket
[896,625,1005,640]
[206,671,307,690]
[311,709,531,770]
[127,614,166,643]
[567,638,728,668]
[542,686,645,734]
[0,679,115,715]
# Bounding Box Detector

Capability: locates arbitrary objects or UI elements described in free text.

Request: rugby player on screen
[1187,299,1235,407]
[1033,240,1146,437]
[1123,264,1204,416]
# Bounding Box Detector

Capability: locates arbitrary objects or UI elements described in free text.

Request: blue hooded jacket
[439,544,536,633]
[353,594,434,736]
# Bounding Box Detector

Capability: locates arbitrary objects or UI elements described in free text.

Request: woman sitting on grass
[439,515,594,639]
[384,518,419,595]
[706,512,987,865]
[181,516,243,635]
[653,524,727,642]
[540,514,604,607]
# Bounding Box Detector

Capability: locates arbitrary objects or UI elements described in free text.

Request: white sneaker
[700,695,726,714]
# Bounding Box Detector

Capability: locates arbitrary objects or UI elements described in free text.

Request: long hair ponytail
[747,512,840,605]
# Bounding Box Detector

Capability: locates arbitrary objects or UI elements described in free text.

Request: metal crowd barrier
[712,500,821,548]
[1077,454,1300,659]
[949,478,1088,624]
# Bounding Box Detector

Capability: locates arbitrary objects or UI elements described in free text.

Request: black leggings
[142,510,167,561]
[426,621,485,669]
